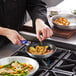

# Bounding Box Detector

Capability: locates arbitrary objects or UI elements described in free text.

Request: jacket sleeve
[26,0,50,32]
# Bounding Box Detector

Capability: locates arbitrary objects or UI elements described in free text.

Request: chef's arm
[26,0,53,41]
[26,0,50,31]
[0,27,25,45]
[0,27,8,36]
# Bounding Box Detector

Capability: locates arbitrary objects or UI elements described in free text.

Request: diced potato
[29,45,51,55]
[29,47,36,51]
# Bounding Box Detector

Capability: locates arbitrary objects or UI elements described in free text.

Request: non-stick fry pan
[21,40,56,59]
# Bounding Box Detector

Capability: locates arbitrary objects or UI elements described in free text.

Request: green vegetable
[1,72,29,76]
[0,61,32,76]
[40,41,42,46]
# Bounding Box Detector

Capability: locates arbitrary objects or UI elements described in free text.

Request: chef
[0,0,53,45]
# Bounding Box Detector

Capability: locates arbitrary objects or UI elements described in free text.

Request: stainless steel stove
[11,40,72,76]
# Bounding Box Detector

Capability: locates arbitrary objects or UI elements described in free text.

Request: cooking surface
[0,40,76,76]
[11,41,76,76]
[11,40,70,76]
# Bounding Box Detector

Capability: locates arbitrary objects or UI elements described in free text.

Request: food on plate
[53,17,70,26]
[0,61,33,76]
[29,45,54,55]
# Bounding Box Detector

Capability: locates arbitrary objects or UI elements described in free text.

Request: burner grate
[45,71,70,76]
[52,50,76,76]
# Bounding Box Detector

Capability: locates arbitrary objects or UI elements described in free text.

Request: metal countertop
[0,42,20,58]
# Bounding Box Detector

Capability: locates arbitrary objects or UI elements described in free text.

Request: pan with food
[50,14,76,30]
[21,40,56,59]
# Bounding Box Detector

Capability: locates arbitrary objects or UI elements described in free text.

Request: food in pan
[29,45,54,55]
[0,61,33,76]
[53,17,70,26]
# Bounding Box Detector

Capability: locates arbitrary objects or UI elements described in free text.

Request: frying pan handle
[20,40,28,45]
[11,40,30,55]
[20,40,31,46]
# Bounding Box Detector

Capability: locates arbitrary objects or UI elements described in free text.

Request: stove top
[11,41,71,76]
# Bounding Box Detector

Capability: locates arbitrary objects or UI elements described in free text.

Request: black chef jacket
[0,0,49,32]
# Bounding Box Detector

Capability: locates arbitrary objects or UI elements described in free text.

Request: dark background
[26,0,63,21]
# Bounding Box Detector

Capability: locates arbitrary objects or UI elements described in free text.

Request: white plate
[0,56,39,76]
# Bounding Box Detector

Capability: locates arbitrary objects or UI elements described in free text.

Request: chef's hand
[3,28,25,45]
[36,19,53,41]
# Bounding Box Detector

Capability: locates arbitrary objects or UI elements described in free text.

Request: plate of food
[0,56,39,76]
[49,14,76,30]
